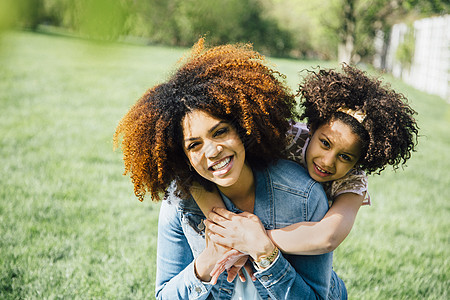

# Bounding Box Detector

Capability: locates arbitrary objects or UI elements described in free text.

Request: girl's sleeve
[155,200,212,300]
[328,169,371,205]
[285,121,309,166]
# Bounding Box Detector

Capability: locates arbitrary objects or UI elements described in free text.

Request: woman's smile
[209,156,233,175]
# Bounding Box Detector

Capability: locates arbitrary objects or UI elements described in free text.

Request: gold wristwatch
[254,246,279,269]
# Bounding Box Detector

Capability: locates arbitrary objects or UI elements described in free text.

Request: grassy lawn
[0,31,448,299]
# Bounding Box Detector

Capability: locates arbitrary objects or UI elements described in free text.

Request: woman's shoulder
[164,182,203,214]
[267,159,320,193]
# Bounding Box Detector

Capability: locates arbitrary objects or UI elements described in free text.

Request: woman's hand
[195,225,233,285]
[204,208,275,261]
[210,249,255,284]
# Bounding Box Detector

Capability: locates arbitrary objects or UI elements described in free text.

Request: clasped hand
[204,208,275,283]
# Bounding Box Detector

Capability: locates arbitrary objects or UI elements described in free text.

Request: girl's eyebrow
[320,133,332,144]
[321,133,358,158]
[342,151,357,158]
[184,121,226,142]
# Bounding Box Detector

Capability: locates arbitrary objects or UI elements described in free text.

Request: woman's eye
[213,127,229,137]
[187,142,200,151]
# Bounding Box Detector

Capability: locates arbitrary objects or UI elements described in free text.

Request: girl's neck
[218,162,255,212]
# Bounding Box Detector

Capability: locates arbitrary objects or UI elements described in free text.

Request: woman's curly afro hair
[114,38,297,201]
[299,64,419,174]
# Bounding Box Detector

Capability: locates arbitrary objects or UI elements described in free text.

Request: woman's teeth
[211,157,231,170]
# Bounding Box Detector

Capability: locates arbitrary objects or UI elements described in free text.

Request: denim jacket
[155,159,338,300]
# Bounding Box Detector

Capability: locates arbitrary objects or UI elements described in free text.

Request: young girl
[194,65,419,282]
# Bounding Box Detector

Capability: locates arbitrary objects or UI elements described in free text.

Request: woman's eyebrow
[208,121,226,134]
[184,121,226,142]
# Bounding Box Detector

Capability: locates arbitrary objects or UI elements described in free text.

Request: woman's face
[182,110,249,188]
[305,119,362,183]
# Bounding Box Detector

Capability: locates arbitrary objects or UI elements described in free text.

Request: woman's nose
[205,142,223,158]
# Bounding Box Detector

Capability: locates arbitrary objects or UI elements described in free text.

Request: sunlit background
[0,0,448,299]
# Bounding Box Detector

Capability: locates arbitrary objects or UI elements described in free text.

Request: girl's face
[182,110,249,188]
[305,119,362,183]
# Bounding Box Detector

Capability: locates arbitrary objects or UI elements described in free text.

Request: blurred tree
[127,0,293,56]
[329,0,449,63]
[5,0,448,59]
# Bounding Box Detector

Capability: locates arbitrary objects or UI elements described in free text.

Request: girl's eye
[320,139,330,148]
[213,127,229,137]
[339,154,351,162]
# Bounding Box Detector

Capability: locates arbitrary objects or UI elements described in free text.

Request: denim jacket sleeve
[155,200,212,300]
[252,176,333,300]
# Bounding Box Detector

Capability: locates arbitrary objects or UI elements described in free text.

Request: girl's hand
[205,208,275,261]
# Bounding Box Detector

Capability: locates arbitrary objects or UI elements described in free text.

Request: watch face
[259,258,270,268]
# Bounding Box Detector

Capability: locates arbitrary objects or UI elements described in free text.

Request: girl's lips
[210,156,234,176]
[313,163,332,177]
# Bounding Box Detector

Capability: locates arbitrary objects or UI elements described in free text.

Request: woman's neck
[217,162,255,212]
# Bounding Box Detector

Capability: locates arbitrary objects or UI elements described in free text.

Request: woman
[114,39,345,299]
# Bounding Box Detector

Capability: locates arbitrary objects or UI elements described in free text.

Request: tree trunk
[338,34,354,64]
[338,0,355,64]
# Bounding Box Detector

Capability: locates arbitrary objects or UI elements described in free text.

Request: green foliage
[0,0,46,31]
[5,0,293,56]
[76,0,129,40]
[1,31,449,299]
[395,27,415,67]
[402,0,450,15]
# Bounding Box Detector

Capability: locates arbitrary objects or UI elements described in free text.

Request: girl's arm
[190,182,225,217]
[193,182,364,255]
[267,192,364,255]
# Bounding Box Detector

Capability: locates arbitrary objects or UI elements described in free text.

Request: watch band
[254,246,279,269]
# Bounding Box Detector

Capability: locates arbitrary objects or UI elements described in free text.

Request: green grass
[0,31,448,299]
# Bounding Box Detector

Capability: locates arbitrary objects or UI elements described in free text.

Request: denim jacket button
[194,286,202,293]
[260,275,269,282]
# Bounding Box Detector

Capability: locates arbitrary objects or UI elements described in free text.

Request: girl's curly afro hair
[114,38,297,201]
[299,64,419,174]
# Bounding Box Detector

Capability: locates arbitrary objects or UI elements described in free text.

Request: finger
[210,272,219,285]
[204,221,228,239]
[210,258,227,277]
[238,211,261,223]
[207,230,232,248]
[226,266,240,283]
[209,266,225,280]
[211,207,237,219]
[238,269,246,282]
[216,249,242,266]
[236,211,254,217]
[208,210,230,223]
[204,219,228,234]
[244,262,256,281]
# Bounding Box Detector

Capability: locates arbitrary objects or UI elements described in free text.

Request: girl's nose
[321,152,335,168]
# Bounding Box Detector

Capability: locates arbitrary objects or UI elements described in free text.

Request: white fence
[374,15,449,101]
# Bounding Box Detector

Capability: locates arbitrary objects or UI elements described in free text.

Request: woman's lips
[209,156,233,176]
